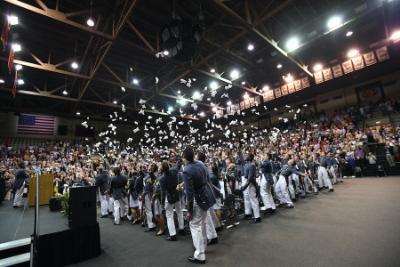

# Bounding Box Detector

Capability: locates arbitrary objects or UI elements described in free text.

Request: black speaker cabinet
[68,186,97,229]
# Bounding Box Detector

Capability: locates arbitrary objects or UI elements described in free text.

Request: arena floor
[1,177,400,267]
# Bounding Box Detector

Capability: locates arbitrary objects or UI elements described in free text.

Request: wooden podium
[28,173,54,206]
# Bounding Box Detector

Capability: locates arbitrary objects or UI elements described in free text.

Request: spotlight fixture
[151,105,155,110]
[227,100,232,106]
[212,106,218,112]
[121,86,126,92]
[346,31,353,37]
[199,111,205,117]
[347,48,360,58]
[113,100,118,104]
[11,43,22,52]
[276,63,282,69]
[247,43,254,51]
[177,90,181,95]
[229,69,240,80]
[17,78,24,85]
[285,37,300,52]
[71,61,79,69]
[243,92,249,99]
[177,98,187,106]
[313,63,323,72]
[209,81,219,90]
[262,85,270,91]
[62,90,68,95]
[76,111,81,116]
[327,15,343,30]
[163,50,169,56]
[15,64,23,71]
[283,73,294,83]
[192,91,202,100]
[167,106,174,113]
[7,15,19,26]
[210,68,216,73]
[86,18,95,27]
[132,78,139,85]
[241,81,246,85]
[390,30,400,42]
[0,78,5,84]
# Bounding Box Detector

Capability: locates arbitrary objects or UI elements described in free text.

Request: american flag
[17,114,55,135]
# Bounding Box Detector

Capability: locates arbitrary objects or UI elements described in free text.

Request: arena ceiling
[0,0,399,121]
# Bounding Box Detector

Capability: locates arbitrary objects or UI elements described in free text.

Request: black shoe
[187,256,206,264]
[285,204,294,209]
[113,222,120,225]
[178,229,185,236]
[145,227,156,232]
[264,208,275,215]
[100,214,108,218]
[166,235,177,241]
[207,237,218,245]
[215,226,223,232]
[244,214,252,220]
[251,217,262,224]
[329,188,334,192]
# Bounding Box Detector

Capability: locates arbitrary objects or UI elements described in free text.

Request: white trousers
[108,197,114,213]
[241,177,252,216]
[144,194,155,229]
[206,209,218,240]
[98,190,108,216]
[113,197,127,224]
[318,167,333,189]
[329,166,337,184]
[13,184,25,207]
[260,175,276,210]
[165,198,184,236]
[274,175,293,206]
[190,201,208,261]
[247,184,260,219]
[304,175,318,193]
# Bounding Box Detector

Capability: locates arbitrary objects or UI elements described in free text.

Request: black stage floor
[1,177,400,267]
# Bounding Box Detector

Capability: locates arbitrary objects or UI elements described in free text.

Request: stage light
[243,92,249,99]
[277,63,282,69]
[192,91,202,100]
[210,81,219,90]
[210,68,215,73]
[11,43,21,52]
[17,78,24,85]
[151,105,155,110]
[285,37,300,52]
[0,79,5,84]
[167,106,174,113]
[327,15,343,30]
[15,64,22,71]
[132,78,139,85]
[212,106,218,112]
[177,98,187,106]
[87,18,95,27]
[283,73,294,83]
[62,90,68,95]
[262,85,270,91]
[227,100,232,106]
[247,43,254,51]
[7,15,19,26]
[163,50,169,56]
[121,86,126,92]
[346,31,353,37]
[313,63,323,72]
[230,69,240,80]
[390,30,400,42]
[113,100,118,104]
[177,90,181,94]
[199,111,205,117]
[76,111,81,116]
[241,81,246,85]
[71,61,79,69]
[347,48,359,58]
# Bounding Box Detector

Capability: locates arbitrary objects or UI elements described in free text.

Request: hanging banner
[281,84,288,95]
[332,64,343,78]
[294,80,302,91]
[351,55,365,70]
[363,51,377,66]
[342,60,354,74]
[322,68,333,81]
[375,46,389,62]
[314,71,324,84]
[287,82,295,93]
[274,87,282,98]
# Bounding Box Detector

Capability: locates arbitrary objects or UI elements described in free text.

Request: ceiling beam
[77,0,138,101]
[211,0,313,77]
[4,0,114,40]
